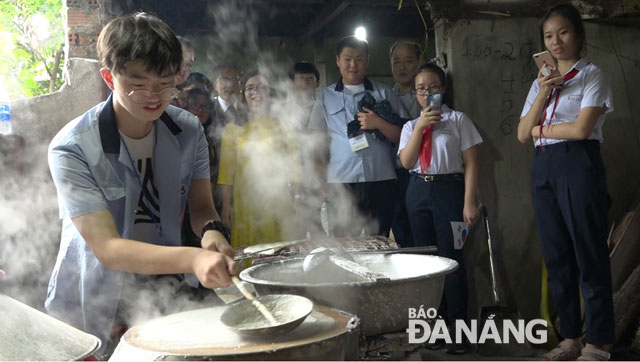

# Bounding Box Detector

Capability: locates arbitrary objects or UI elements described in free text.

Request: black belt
[410,172,464,182]
[535,139,599,155]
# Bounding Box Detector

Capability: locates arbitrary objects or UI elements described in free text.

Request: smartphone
[427,93,442,110]
[533,51,560,77]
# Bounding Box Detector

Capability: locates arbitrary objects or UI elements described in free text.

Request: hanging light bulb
[354,26,367,41]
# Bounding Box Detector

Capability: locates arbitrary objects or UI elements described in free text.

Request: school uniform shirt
[398,104,483,174]
[45,94,209,353]
[520,58,614,147]
[308,77,408,183]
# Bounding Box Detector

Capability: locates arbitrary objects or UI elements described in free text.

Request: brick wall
[64,0,102,59]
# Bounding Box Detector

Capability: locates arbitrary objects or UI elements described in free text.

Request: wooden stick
[232,276,278,325]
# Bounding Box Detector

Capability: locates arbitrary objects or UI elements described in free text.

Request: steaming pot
[240,253,458,336]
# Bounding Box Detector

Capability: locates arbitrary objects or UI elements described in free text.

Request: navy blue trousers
[406,175,467,325]
[330,180,396,237]
[531,140,615,345]
[392,168,414,247]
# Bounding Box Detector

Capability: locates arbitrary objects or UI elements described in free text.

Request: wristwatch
[202,220,231,243]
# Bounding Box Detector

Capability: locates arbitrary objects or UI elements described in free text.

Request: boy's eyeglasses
[415,85,442,95]
[126,87,179,104]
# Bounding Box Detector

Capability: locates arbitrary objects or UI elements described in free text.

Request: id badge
[349,133,369,152]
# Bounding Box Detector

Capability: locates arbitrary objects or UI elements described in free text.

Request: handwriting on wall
[461,35,538,136]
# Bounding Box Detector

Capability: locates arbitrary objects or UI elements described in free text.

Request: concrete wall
[11,58,103,143]
[1,58,103,308]
[435,18,640,322]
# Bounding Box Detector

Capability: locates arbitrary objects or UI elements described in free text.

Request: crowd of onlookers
[171,36,431,250]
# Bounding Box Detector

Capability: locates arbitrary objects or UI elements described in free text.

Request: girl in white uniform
[398,63,482,354]
[517,3,614,361]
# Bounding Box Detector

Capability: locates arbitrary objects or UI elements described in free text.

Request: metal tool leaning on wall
[476,206,532,357]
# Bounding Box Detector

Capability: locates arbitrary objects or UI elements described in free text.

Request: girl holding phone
[398,63,482,354]
[517,3,614,360]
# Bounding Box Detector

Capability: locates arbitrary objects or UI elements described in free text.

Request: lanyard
[538,67,580,146]
[119,127,163,238]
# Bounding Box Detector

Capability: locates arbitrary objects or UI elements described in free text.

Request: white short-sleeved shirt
[520,58,614,147]
[398,105,483,174]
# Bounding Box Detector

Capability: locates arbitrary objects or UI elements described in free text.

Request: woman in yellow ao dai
[218,71,301,249]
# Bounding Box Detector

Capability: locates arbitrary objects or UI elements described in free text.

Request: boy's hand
[201,230,234,258]
[192,250,236,289]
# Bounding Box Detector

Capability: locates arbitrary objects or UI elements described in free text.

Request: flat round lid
[118,304,357,357]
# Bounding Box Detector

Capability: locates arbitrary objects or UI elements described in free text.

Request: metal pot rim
[240,254,459,287]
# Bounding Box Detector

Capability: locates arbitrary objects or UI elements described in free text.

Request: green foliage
[0,0,65,99]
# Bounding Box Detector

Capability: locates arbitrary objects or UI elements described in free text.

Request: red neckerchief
[538,67,580,147]
[419,123,435,175]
